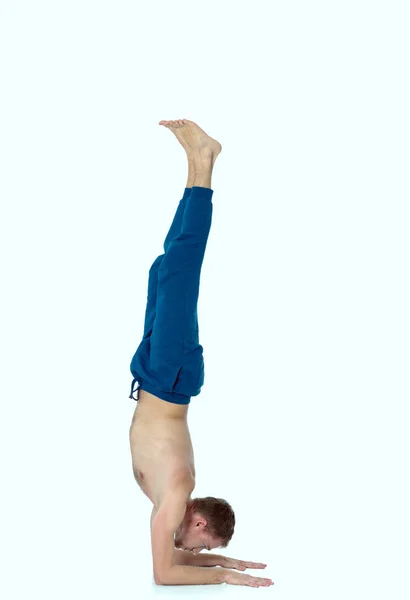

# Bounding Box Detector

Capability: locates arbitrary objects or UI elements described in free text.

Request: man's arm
[151,492,228,585]
[165,548,272,587]
[159,562,226,585]
[173,548,268,572]
[173,548,226,567]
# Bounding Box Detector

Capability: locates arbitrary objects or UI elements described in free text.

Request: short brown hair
[189,496,235,548]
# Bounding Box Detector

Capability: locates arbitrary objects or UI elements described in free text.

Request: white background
[1,1,409,598]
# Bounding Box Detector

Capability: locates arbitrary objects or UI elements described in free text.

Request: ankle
[189,148,214,164]
[193,169,212,188]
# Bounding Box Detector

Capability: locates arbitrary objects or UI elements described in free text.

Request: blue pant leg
[141,188,191,338]
[164,188,192,252]
[147,186,214,403]
[129,188,191,399]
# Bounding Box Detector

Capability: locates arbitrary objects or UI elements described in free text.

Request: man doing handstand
[128,119,273,588]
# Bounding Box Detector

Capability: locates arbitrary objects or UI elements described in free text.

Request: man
[128,119,274,588]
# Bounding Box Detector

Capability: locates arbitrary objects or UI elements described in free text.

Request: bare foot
[159,119,222,166]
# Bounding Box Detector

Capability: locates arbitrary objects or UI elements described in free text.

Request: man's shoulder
[154,473,193,518]
[153,492,187,534]
[170,467,195,491]
[161,472,194,507]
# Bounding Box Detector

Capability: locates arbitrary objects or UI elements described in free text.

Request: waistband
[128,377,191,405]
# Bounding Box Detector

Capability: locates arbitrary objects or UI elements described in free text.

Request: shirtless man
[128,119,273,588]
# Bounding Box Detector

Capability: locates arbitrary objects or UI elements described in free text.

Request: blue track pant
[129,186,214,404]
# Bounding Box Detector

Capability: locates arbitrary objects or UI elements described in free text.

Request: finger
[245,576,259,587]
[255,577,274,586]
[246,576,273,587]
[242,561,267,569]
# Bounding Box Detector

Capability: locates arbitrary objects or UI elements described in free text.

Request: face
[174,512,221,555]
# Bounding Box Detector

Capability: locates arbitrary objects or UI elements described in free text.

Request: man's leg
[141,188,190,341]
[149,151,215,397]
[129,120,221,402]
[143,144,214,338]
[140,148,200,340]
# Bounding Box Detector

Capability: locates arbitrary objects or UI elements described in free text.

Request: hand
[222,556,267,571]
[222,569,274,588]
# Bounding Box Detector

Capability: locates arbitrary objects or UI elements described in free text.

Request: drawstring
[129,377,139,400]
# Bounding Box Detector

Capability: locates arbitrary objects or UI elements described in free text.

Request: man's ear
[193,513,207,528]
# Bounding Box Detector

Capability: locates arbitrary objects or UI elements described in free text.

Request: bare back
[128,389,196,509]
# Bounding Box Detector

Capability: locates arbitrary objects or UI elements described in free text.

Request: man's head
[174,496,235,554]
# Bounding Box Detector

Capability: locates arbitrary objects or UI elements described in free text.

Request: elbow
[154,567,177,586]
[154,570,168,586]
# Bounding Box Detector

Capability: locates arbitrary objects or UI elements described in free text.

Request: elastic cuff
[190,186,214,200]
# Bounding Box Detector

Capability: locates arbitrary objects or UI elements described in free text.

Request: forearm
[157,564,228,586]
[173,548,224,567]
[181,552,226,567]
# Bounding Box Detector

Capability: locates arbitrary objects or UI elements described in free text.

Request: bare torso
[128,389,195,509]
